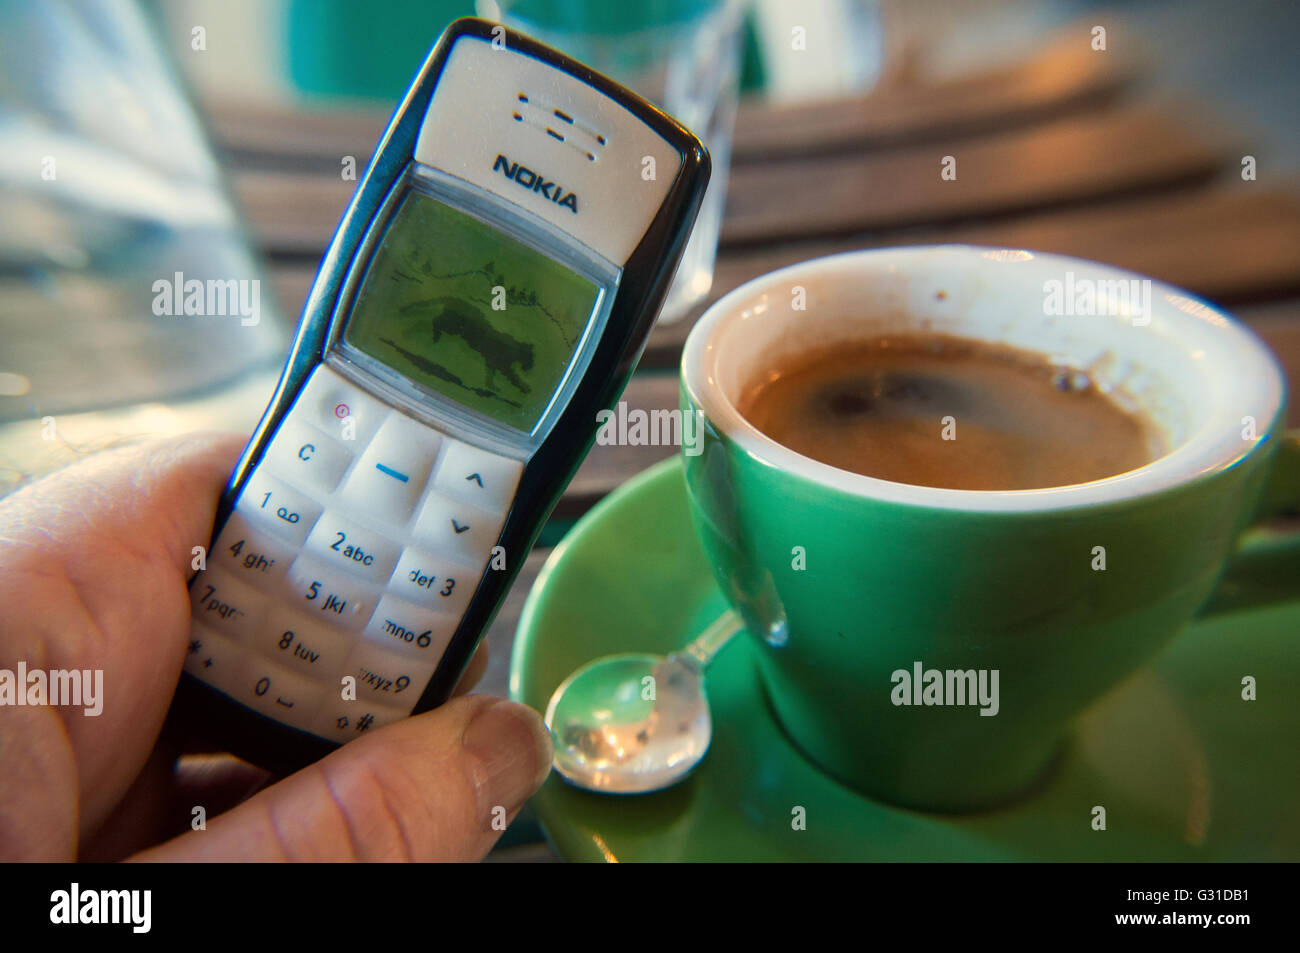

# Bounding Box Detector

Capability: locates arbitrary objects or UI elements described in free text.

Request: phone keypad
[188,363,522,744]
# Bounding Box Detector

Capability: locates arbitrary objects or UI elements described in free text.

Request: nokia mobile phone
[175,17,709,772]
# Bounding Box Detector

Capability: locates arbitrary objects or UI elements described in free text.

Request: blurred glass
[0,0,284,485]
[482,0,745,323]
[286,0,472,101]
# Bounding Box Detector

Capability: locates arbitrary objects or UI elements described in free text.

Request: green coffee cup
[680,246,1299,812]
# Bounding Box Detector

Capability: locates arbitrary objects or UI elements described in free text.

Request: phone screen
[343,189,602,432]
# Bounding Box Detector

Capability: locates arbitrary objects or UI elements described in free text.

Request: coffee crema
[736,334,1159,491]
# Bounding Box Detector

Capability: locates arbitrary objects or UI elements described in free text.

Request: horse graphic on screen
[399,296,534,395]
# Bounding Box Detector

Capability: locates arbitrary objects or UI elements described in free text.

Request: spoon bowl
[545,652,713,793]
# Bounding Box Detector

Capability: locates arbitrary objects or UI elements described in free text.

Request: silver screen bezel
[324,164,621,459]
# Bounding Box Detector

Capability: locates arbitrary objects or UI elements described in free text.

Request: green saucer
[510,458,1300,862]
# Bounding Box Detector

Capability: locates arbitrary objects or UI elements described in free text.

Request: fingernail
[462,699,553,831]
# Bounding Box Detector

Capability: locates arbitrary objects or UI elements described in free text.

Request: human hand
[0,432,552,861]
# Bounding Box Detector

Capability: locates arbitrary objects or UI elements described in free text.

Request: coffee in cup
[736,333,1161,491]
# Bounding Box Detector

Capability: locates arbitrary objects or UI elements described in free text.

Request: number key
[190,569,267,643]
[239,660,326,733]
[254,607,352,675]
[239,470,322,546]
[359,593,457,661]
[303,510,400,584]
[388,545,473,615]
[283,556,377,632]
[343,643,437,705]
[213,511,295,587]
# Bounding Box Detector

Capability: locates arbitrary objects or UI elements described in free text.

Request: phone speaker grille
[512,91,607,162]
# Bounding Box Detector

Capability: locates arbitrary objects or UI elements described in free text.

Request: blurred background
[2,0,1298,857]
[3,0,1298,493]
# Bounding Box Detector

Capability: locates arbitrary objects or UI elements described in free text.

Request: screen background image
[343,190,600,432]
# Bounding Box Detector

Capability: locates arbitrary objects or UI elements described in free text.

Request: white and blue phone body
[175,18,710,772]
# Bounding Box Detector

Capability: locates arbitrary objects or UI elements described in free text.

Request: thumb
[131,695,552,862]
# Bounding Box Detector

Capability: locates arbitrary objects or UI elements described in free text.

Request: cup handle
[1199,428,1300,616]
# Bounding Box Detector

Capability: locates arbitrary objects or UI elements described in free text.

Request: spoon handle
[678,608,746,670]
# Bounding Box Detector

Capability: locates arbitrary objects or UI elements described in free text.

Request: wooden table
[206,29,1300,860]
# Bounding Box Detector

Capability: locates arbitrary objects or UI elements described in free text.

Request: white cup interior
[682,246,1285,512]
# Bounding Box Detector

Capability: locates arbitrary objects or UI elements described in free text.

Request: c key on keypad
[263,417,353,496]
